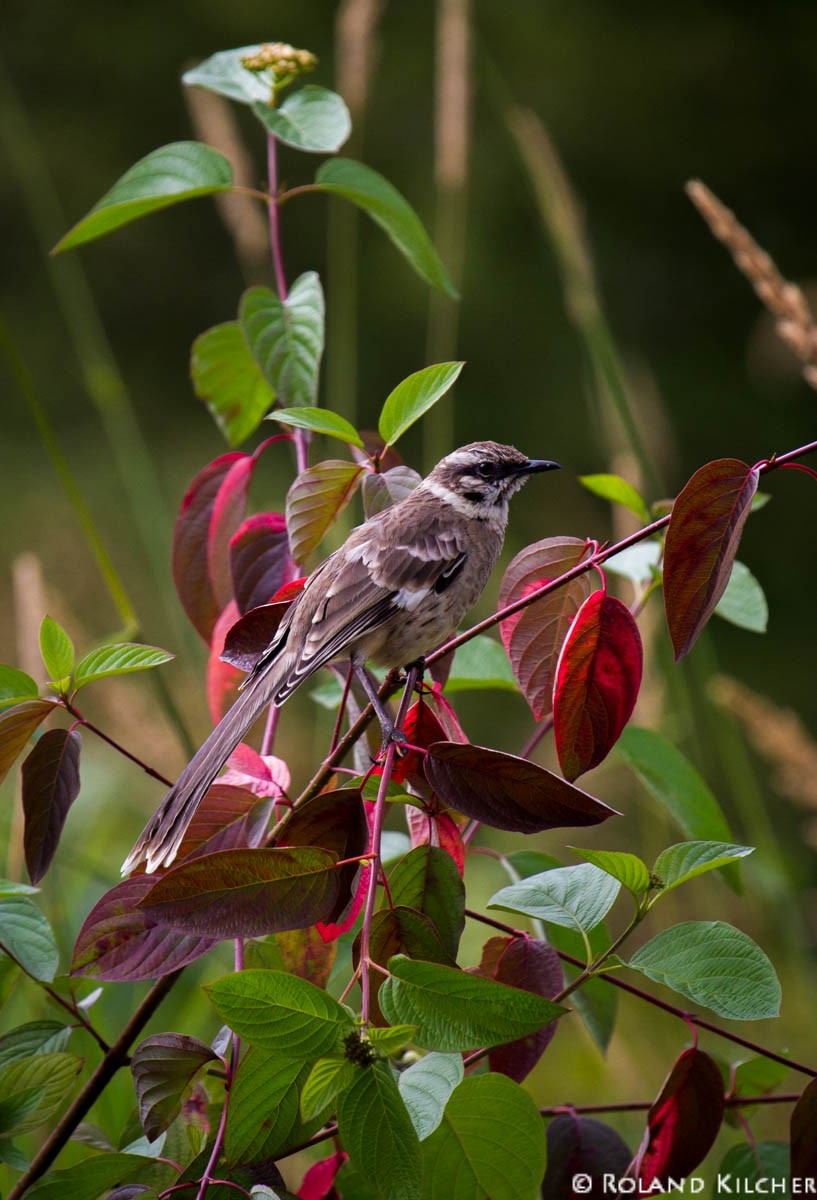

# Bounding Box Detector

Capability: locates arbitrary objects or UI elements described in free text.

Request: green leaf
[300,1055,357,1121]
[0,666,39,712]
[367,1024,418,1055]
[252,86,351,153]
[0,1021,71,1068]
[651,841,754,897]
[421,1074,548,1200]
[183,46,279,105]
[579,473,650,522]
[0,879,40,898]
[191,321,275,447]
[378,362,464,447]
[0,896,59,981]
[207,969,354,1056]
[241,274,325,409]
[25,1152,157,1199]
[379,956,565,1052]
[715,560,768,633]
[225,1047,318,1165]
[54,142,233,253]
[286,459,364,563]
[39,616,74,689]
[626,921,781,1020]
[337,1061,422,1200]
[544,923,617,1050]
[73,643,174,689]
[616,727,734,846]
[717,1142,789,1192]
[388,846,465,962]
[315,158,457,297]
[398,1052,463,1140]
[270,406,363,448]
[0,1052,83,1136]
[0,1087,45,1137]
[444,635,519,693]
[489,864,621,936]
[604,540,662,585]
[569,848,651,897]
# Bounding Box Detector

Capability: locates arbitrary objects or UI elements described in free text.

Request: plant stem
[539,1093,801,1118]
[64,702,173,787]
[266,133,288,303]
[7,972,181,1199]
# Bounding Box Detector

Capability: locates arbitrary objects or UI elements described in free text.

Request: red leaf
[638,1048,725,1185]
[428,686,469,743]
[406,808,466,875]
[0,699,56,786]
[791,1077,817,1181]
[373,699,447,787]
[207,600,244,723]
[542,1114,632,1198]
[298,1150,348,1200]
[173,783,273,862]
[230,512,294,615]
[219,599,293,676]
[424,742,619,834]
[272,577,308,603]
[471,935,563,1082]
[172,453,255,641]
[285,459,364,564]
[21,728,82,884]
[220,743,290,799]
[499,537,594,720]
[663,457,760,661]
[139,846,341,939]
[553,590,643,781]
[71,876,217,981]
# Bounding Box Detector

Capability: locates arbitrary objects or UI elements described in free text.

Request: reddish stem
[63,702,172,786]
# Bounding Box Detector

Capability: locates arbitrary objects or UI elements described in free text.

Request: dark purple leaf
[553,590,643,781]
[21,728,82,883]
[220,598,299,674]
[424,742,619,834]
[172,452,255,641]
[499,536,594,720]
[71,877,217,981]
[638,1048,725,1185]
[131,1033,217,1140]
[663,458,760,661]
[281,788,369,927]
[173,783,274,861]
[139,847,341,938]
[353,905,454,1024]
[471,935,563,1082]
[791,1077,817,1180]
[542,1114,632,1198]
[285,459,364,564]
[0,699,56,786]
[230,512,293,615]
[387,845,465,961]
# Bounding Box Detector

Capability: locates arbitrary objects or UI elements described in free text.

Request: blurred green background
[2,0,817,1185]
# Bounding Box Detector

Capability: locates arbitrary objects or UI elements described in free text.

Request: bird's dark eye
[476,462,495,479]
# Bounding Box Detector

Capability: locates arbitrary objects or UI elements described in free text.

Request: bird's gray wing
[266,509,468,702]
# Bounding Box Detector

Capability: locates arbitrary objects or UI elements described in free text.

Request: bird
[122,441,560,874]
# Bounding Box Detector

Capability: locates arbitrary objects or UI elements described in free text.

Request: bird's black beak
[517,458,561,475]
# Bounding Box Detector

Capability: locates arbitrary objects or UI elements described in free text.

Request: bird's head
[423,441,560,521]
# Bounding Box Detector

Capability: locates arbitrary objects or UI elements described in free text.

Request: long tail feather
[121,667,284,875]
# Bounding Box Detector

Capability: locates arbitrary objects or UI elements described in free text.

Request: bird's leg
[403,656,426,692]
[352,660,408,756]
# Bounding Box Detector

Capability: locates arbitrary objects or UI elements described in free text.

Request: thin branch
[540,1093,801,1118]
[63,702,173,787]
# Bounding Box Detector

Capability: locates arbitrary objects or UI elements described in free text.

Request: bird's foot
[376,721,409,761]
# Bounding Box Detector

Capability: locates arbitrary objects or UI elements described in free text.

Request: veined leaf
[226,1047,318,1165]
[39,616,74,689]
[286,459,364,563]
[300,1055,357,1121]
[337,1061,421,1200]
[22,729,82,884]
[24,1152,156,1199]
[315,158,457,297]
[207,969,354,1056]
[0,896,59,981]
[398,1053,463,1141]
[241,273,325,409]
[489,864,621,936]
[252,86,351,153]
[569,847,651,898]
[714,560,768,633]
[387,846,465,962]
[0,1052,82,1137]
[651,841,754,897]
[0,666,39,712]
[229,514,292,615]
[579,473,650,522]
[131,1034,217,1141]
[378,362,464,447]
[270,406,363,447]
[54,142,233,253]
[0,700,56,787]
[74,643,174,689]
[362,465,422,518]
[191,321,275,447]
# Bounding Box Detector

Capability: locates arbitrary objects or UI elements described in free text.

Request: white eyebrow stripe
[421,478,486,518]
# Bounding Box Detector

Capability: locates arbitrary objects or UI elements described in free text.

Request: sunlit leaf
[300,1055,357,1121]
[315,158,457,297]
[638,1048,724,1186]
[22,729,82,884]
[252,86,351,153]
[377,362,464,447]
[54,142,233,253]
[131,1034,217,1141]
[285,459,364,563]
[553,590,643,781]
[499,536,594,720]
[569,847,651,897]
[74,643,174,689]
[270,406,363,447]
[0,895,59,981]
[663,457,760,660]
[489,864,621,936]
[139,847,341,939]
[183,46,277,105]
[241,274,325,409]
[626,921,780,1019]
[421,1074,548,1200]
[424,742,619,834]
[39,616,74,689]
[191,322,275,448]
[226,1048,318,1166]
[337,1061,421,1200]
[714,560,768,633]
[207,969,354,1056]
[379,956,566,1052]
[651,841,753,897]
[398,1053,463,1141]
[0,666,39,712]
